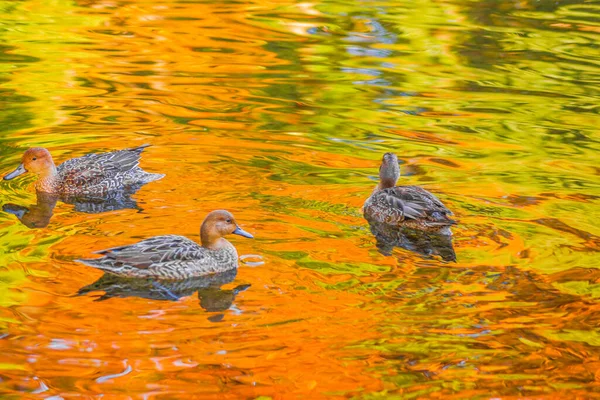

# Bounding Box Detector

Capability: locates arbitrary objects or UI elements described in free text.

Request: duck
[3,144,164,197]
[76,210,254,280]
[364,152,455,234]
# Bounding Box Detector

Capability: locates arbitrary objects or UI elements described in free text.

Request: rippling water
[0,0,599,398]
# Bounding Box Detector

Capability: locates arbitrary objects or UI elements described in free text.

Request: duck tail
[430,212,457,225]
[141,172,165,184]
[128,144,152,154]
[75,257,106,270]
[76,258,127,276]
[434,219,457,228]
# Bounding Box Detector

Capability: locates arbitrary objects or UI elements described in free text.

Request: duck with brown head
[364,152,456,234]
[3,144,163,197]
[4,148,57,192]
[76,210,254,280]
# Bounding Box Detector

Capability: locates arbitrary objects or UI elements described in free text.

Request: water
[0,0,599,398]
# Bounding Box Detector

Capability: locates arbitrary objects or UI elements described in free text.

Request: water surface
[0,0,599,398]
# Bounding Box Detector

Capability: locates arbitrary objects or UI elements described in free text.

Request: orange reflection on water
[0,0,599,398]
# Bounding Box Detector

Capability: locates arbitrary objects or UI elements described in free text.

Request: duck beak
[233,226,253,239]
[4,164,27,180]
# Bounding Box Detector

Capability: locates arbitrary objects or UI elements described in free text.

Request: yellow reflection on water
[0,0,599,398]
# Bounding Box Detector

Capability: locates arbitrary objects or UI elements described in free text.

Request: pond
[0,0,599,398]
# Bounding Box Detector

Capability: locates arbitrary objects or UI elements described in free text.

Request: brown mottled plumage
[76,210,254,280]
[364,153,455,234]
[3,145,163,197]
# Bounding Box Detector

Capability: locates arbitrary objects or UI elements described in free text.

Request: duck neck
[35,165,59,193]
[373,176,398,195]
[376,161,400,192]
[377,177,397,191]
[203,237,232,251]
[200,224,231,250]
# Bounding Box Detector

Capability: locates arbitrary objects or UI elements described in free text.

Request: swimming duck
[364,153,455,233]
[76,210,254,280]
[3,144,163,197]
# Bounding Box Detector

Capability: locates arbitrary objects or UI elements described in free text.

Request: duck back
[56,144,164,197]
[365,185,455,233]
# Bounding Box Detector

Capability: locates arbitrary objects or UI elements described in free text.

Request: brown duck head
[200,210,253,250]
[4,148,57,181]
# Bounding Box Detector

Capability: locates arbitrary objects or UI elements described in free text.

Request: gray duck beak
[233,226,253,239]
[4,164,27,180]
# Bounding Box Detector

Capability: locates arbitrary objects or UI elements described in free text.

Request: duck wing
[57,144,150,188]
[378,185,454,221]
[89,235,205,269]
[76,235,208,278]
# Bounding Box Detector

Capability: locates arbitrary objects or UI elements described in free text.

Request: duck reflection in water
[2,188,143,229]
[3,192,58,229]
[367,217,456,262]
[77,268,250,313]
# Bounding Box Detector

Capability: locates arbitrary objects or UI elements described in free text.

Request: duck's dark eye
[32,157,37,161]
[226,219,232,223]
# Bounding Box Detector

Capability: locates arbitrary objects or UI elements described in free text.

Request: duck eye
[32,157,37,161]
[226,219,232,223]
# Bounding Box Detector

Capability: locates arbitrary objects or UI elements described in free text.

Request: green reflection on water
[0,0,598,397]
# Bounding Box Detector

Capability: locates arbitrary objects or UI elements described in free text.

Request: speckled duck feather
[54,144,164,197]
[76,235,239,280]
[365,185,455,232]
